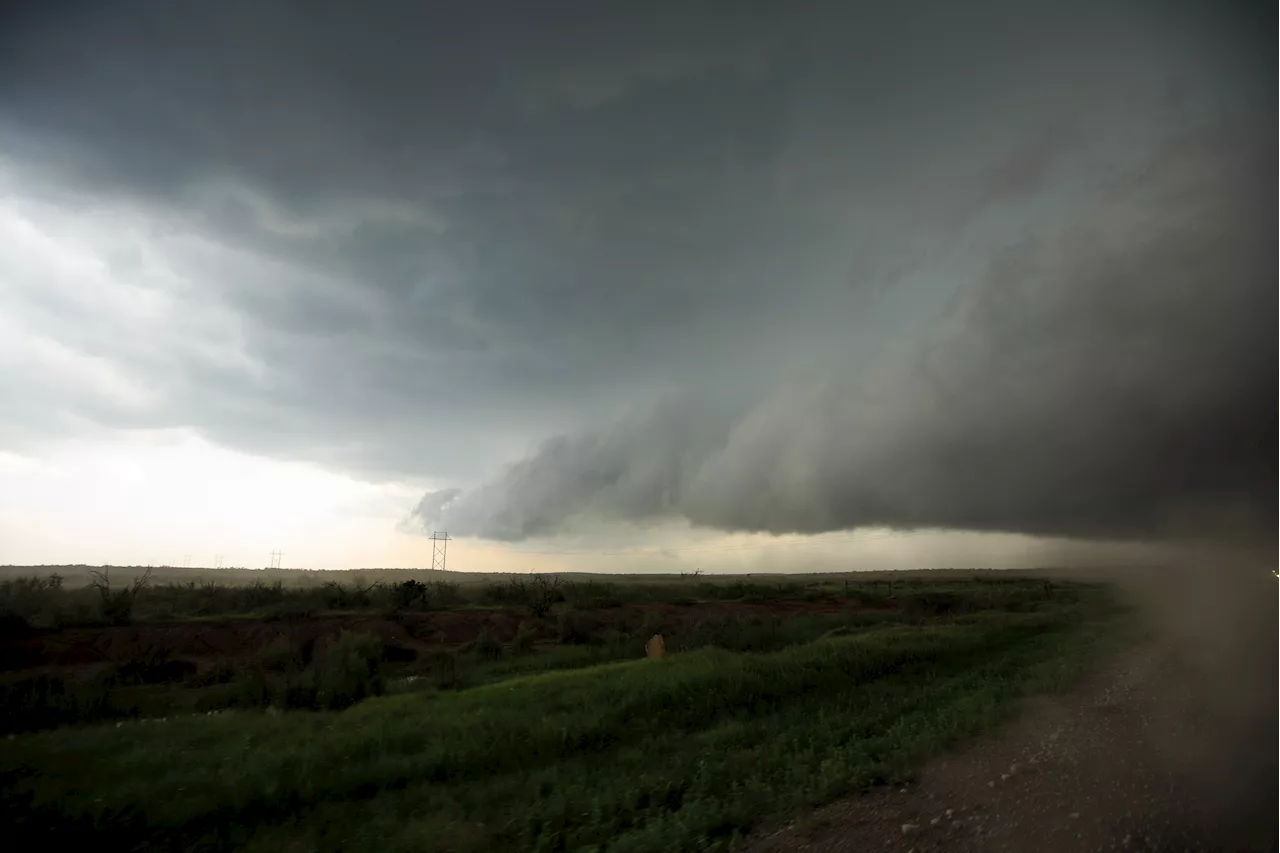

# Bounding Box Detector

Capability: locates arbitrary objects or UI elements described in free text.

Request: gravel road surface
[748,570,1277,853]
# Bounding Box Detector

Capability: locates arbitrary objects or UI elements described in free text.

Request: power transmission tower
[183,554,191,568]
[429,532,451,572]
[269,550,283,570]
[214,554,224,569]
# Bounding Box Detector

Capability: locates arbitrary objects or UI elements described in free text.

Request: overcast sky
[0,1,1272,571]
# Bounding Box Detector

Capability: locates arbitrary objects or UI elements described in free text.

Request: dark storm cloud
[2,0,844,479]
[0,1,1272,538]
[415,127,1276,541]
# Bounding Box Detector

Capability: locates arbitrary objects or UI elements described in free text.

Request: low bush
[322,582,383,611]
[313,631,385,710]
[192,633,387,713]
[474,625,503,661]
[480,575,564,617]
[556,610,599,645]
[106,645,198,687]
[89,568,152,626]
[259,636,309,673]
[189,662,237,688]
[639,610,666,640]
[395,614,440,643]
[0,674,122,734]
[391,580,431,610]
[225,668,273,710]
[381,643,418,664]
[512,622,538,655]
[901,591,971,618]
[0,611,32,638]
[263,600,317,621]
[429,581,463,607]
[842,585,893,608]
[423,648,472,691]
[0,575,66,628]
[563,580,623,609]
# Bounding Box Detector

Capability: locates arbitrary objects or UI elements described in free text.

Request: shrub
[563,580,623,609]
[512,621,537,655]
[600,629,631,651]
[227,668,273,710]
[483,575,564,617]
[189,662,236,688]
[843,585,893,608]
[556,610,598,646]
[89,568,152,626]
[478,582,511,605]
[902,591,970,618]
[474,625,503,661]
[391,580,431,610]
[321,581,385,611]
[639,610,665,640]
[740,584,777,604]
[242,580,286,609]
[381,643,418,663]
[0,611,32,639]
[260,636,307,673]
[263,600,317,621]
[0,674,119,734]
[395,614,439,642]
[313,631,384,710]
[106,645,197,686]
[430,581,462,606]
[423,649,470,690]
[0,576,69,630]
[99,593,134,626]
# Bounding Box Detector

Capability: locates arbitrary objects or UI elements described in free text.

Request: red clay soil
[0,615,426,672]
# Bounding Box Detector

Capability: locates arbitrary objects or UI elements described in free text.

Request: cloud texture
[0,0,1271,548]
[413,129,1275,541]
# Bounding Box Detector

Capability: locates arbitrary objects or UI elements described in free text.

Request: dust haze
[1068,548,1277,846]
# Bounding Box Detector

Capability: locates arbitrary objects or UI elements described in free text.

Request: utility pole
[429,532,451,573]
[269,550,283,570]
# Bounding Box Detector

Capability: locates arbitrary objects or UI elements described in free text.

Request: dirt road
[748,571,1278,853]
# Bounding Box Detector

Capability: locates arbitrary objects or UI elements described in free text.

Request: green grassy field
[0,574,1128,852]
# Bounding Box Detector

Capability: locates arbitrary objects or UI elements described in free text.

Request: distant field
[0,562,1082,587]
[0,569,1129,851]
